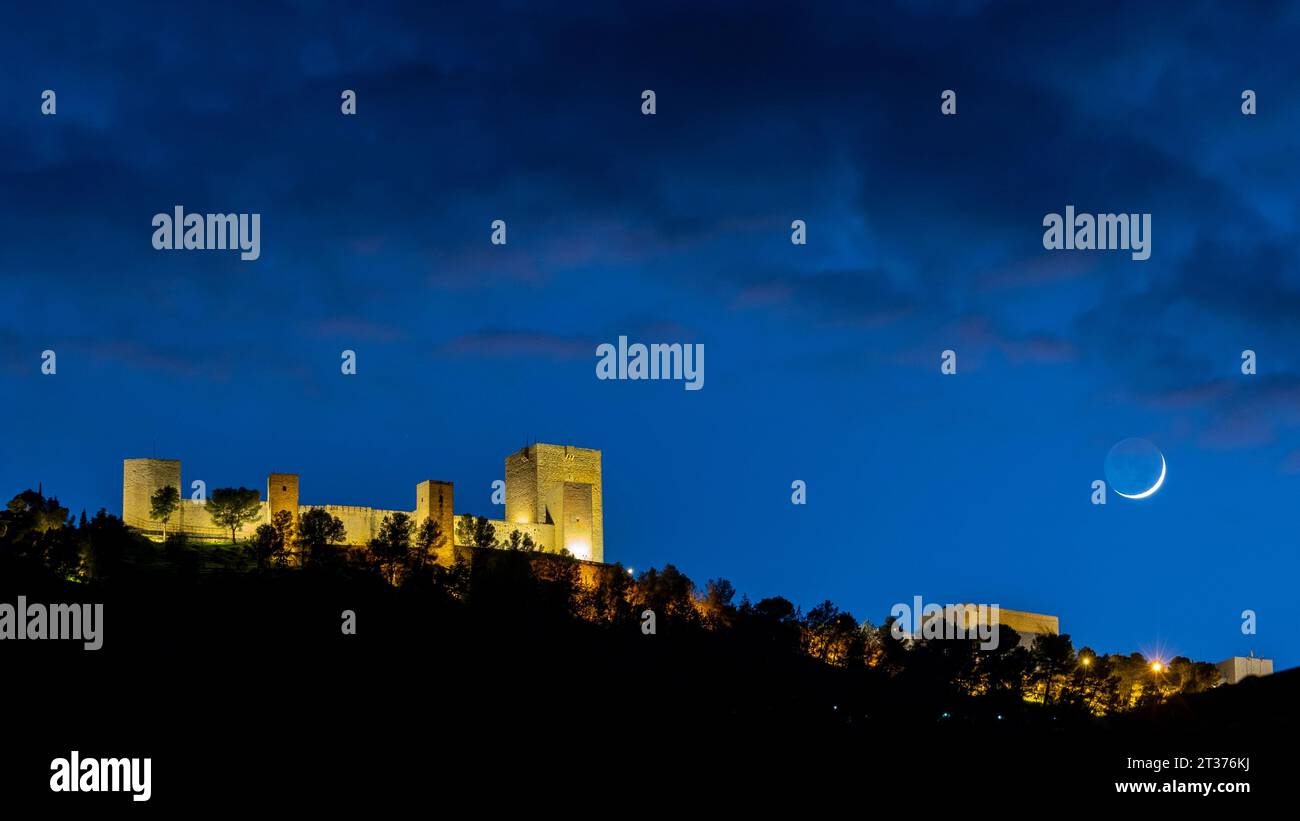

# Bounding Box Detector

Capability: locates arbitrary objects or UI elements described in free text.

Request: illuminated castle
[121,443,604,562]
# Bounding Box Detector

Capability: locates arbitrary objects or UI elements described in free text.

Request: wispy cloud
[441,330,596,360]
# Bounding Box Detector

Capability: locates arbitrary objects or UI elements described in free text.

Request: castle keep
[122,443,604,562]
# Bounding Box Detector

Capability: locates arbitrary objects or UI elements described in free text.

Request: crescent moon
[1115,454,1165,499]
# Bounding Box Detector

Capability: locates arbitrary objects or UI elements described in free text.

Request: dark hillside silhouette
[0,488,1287,805]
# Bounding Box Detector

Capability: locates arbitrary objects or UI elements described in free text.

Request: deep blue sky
[2,1,1297,669]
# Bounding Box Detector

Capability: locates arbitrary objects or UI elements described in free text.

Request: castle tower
[122,458,182,532]
[505,444,602,562]
[415,480,455,562]
[268,473,299,525]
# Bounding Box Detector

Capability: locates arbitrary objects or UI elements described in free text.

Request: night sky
[2,1,1297,669]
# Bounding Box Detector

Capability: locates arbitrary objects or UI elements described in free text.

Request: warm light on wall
[566,538,591,561]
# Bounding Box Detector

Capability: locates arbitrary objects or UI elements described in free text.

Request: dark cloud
[442,330,595,360]
[4,1,1296,447]
[6,0,1300,667]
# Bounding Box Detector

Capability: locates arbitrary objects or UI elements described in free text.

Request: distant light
[1151,661,1163,673]
[626,566,635,575]
[1081,657,1091,667]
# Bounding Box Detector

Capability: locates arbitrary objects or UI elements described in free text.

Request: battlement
[121,444,603,562]
[505,443,603,562]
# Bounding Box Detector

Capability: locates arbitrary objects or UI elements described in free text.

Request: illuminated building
[121,443,604,562]
[1216,652,1273,685]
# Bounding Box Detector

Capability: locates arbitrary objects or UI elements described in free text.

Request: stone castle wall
[483,519,555,551]
[122,458,181,530]
[178,498,268,540]
[1216,656,1273,685]
[503,444,602,562]
[920,606,1060,650]
[121,443,604,562]
[300,504,413,546]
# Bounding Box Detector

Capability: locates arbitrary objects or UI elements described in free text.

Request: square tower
[122,458,182,531]
[415,480,455,560]
[505,443,602,562]
[268,473,300,524]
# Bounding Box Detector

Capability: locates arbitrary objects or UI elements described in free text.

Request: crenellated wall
[503,444,603,562]
[299,504,412,546]
[121,443,605,562]
[179,498,267,540]
[482,519,555,551]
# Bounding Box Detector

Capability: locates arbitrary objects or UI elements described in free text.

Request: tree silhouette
[414,518,447,570]
[1069,647,1119,714]
[248,523,279,571]
[205,487,262,545]
[370,512,414,584]
[502,529,541,552]
[980,626,1032,701]
[149,485,179,540]
[1031,632,1077,705]
[700,578,737,630]
[3,489,69,537]
[456,515,497,549]
[296,508,346,569]
[0,483,1246,727]
[803,599,864,666]
[586,563,634,624]
[633,564,696,624]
